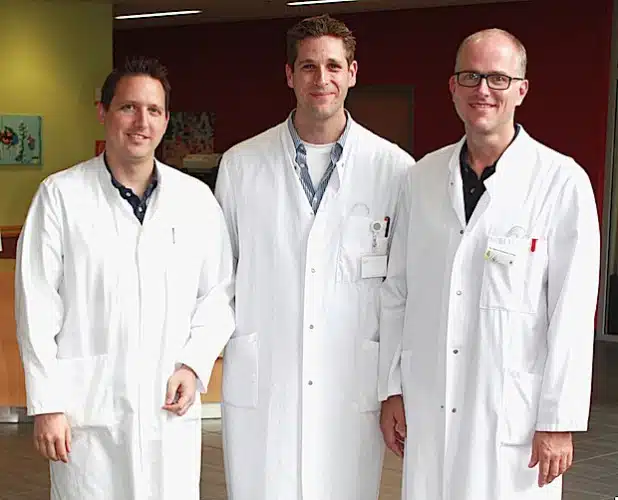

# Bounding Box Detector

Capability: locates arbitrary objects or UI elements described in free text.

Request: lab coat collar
[447,126,536,228]
[279,115,358,195]
[94,153,170,225]
[482,126,537,200]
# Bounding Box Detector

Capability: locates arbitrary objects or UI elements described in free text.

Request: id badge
[484,246,516,266]
[361,255,388,278]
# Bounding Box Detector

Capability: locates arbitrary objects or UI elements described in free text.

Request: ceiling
[106,0,528,30]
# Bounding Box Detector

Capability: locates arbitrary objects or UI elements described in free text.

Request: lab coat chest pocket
[358,340,380,412]
[337,215,385,284]
[59,354,117,428]
[222,333,258,408]
[500,370,543,445]
[480,236,547,314]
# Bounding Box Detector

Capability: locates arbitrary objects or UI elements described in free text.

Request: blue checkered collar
[286,109,351,165]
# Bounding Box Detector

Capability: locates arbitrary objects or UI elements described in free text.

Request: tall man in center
[215,14,414,500]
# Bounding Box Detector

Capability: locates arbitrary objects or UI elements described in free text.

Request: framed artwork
[161,111,214,169]
[0,115,42,165]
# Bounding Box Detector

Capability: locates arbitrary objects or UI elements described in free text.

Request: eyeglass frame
[453,71,525,90]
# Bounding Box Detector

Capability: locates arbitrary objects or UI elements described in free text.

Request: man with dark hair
[216,13,414,500]
[15,56,235,500]
[100,56,172,113]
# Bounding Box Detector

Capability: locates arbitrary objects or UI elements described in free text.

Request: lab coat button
[309,324,314,330]
[453,349,459,354]
[452,408,457,413]
[311,268,316,273]
[459,230,464,235]
[440,405,445,409]
[456,290,462,296]
[308,380,313,386]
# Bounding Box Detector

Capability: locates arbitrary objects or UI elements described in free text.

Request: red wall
[114,0,614,212]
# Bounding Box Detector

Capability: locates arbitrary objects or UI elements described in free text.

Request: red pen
[530,238,537,253]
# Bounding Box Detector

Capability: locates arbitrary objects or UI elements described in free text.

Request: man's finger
[528,444,539,468]
[395,420,407,440]
[174,392,192,415]
[538,455,550,487]
[177,399,195,417]
[55,436,69,464]
[162,400,181,413]
[396,435,405,457]
[45,437,59,462]
[566,449,573,470]
[163,390,195,415]
[165,379,180,405]
[36,437,49,460]
[389,432,403,458]
[382,424,402,458]
[547,455,560,483]
[387,439,403,458]
[65,426,72,455]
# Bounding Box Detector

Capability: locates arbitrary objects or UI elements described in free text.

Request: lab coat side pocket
[500,370,543,445]
[358,340,380,412]
[59,354,116,428]
[222,333,258,409]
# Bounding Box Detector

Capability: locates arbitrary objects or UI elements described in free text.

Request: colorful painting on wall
[0,115,42,165]
[161,111,214,169]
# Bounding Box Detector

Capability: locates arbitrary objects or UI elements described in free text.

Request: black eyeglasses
[454,71,524,90]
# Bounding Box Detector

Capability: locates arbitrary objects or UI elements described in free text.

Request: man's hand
[33,413,71,463]
[528,431,573,487]
[162,364,198,416]
[380,395,407,458]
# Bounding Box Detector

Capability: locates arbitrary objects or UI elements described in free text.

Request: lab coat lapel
[279,122,320,214]
[483,127,537,232]
[447,137,467,229]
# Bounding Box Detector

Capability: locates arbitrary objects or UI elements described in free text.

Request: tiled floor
[3,341,618,499]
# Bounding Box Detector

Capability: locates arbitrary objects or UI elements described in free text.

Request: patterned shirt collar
[286,109,351,164]
[103,153,158,198]
[103,153,158,224]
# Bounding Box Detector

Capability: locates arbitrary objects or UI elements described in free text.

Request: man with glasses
[378,28,599,500]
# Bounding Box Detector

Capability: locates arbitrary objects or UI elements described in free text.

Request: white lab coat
[215,118,414,500]
[15,155,235,500]
[379,127,600,500]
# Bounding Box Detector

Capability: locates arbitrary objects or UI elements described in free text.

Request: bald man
[378,29,600,500]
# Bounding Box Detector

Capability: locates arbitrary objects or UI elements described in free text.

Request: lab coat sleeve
[378,168,413,401]
[536,164,600,432]
[15,181,66,415]
[214,155,239,270]
[176,191,236,393]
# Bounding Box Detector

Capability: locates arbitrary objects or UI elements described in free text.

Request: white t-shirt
[305,142,335,190]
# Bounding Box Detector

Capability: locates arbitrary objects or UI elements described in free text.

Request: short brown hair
[100,56,171,112]
[286,14,356,67]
